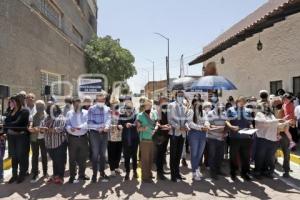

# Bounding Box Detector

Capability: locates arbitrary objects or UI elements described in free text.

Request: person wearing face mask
[207,103,228,180]
[41,103,67,185]
[186,99,209,181]
[154,96,171,180]
[66,98,90,184]
[253,102,279,179]
[28,100,48,183]
[167,91,189,182]
[107,99,123,177]
[202,101,213,168]
[62,96,73,117]
[82,96,92,111]
[87,92,111,183]
[119,102,139,180]
[226,96,253,181]
[136,99,157,183]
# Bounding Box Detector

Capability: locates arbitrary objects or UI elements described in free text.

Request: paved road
[1,155,300,199]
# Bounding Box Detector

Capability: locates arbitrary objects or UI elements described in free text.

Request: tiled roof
[189,0,300,65]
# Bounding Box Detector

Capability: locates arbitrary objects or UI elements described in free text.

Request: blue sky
[97,0,267,93]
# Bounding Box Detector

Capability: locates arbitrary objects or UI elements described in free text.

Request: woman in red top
[283,93,298,149]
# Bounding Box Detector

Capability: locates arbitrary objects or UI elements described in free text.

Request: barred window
[41,71,62,96]
[270,80,282,95]
[35,0,62,28]
[72,25,83,46]
[293,76,300,96]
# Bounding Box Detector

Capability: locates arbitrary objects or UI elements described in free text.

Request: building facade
[144,78,176,100]
[0,0,97,98]
[190,0,300,100]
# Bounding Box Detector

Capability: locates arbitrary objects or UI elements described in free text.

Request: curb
[276,150,300,165]
[3,158,11,170]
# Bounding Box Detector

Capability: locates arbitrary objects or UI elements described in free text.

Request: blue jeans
[89,130,108,175]
[188,129,206,172]
[0,139,5,179]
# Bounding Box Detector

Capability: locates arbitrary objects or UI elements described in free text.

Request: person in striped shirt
[41,103,67,185]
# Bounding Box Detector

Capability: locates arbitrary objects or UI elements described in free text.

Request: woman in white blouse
[186,99,209,181]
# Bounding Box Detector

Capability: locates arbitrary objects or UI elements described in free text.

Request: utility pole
[152,61,155,99]
[154,32,170,98]
[180,54,185,78]
[146,59,155,99]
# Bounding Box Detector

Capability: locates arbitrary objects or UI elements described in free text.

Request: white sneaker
[30,175,39,183]
[196,169,202,178]
[111,171,116,177]
[289,141,296,149]
[192,173,201,181]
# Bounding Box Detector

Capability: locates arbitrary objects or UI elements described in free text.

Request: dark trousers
[230,138,252,176]
[107,141,122,171]
[31,139,48,176]
[279,133,290,173]
[89,130,108,175]
[24,135,30,175]
[207,138,224,175]
[68,135,89,178]
[7,134,30,177]
[254,137,277,175]
[123,142,138,173]
[289,126,299,143]
[47,142,67,178]
[155,135,169,174]
[170,135,184,180]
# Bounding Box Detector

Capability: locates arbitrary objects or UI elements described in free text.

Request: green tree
[84,36,137,90]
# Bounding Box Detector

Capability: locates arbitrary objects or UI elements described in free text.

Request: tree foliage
[85,36,137,89]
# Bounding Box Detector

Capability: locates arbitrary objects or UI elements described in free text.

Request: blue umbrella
[190,75,237,91]
[171,76,199,91]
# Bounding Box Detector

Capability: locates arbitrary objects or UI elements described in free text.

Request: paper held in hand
[209,126,225,131]
[238,128,258,135]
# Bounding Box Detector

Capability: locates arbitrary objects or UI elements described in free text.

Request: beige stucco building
[190,0,300,101]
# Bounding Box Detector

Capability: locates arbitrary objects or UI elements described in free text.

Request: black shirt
[4,108,30,133]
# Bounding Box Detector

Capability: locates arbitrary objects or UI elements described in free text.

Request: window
[35,0,62,28]
[41,71,62,95]
[270,80,282,95]
[72,25,83,46]
[89,13,97,31]
[293,76,300,96]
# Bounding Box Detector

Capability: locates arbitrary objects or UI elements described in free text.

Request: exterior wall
[0,0,97,98]
[204,12,300,101]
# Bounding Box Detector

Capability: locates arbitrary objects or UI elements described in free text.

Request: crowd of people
[0,89,299,185]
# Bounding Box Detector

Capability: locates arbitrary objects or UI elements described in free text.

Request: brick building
[190,0,300,100]
[144,78,176,100]
[0,0,97,98]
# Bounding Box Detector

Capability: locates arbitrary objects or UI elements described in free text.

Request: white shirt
[27,105,36,122]
[65,109,88,136]
[168,101,188,137]
[295,105,300,120]
[255,112,278,142]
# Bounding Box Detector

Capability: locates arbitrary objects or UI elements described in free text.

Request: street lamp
[154,32,170,98]
[146,59,155,99]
